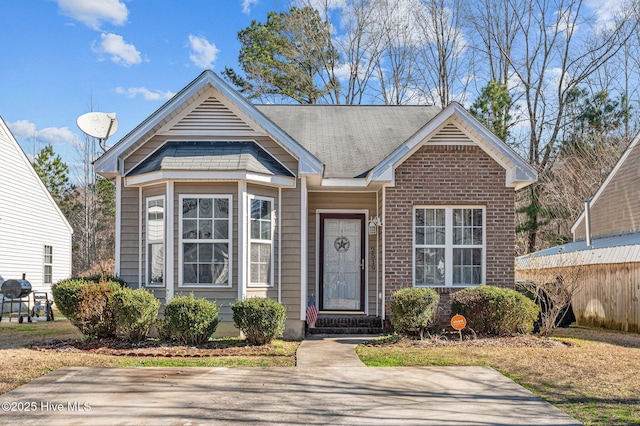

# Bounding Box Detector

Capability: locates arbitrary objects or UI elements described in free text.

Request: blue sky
[0,0,288,180]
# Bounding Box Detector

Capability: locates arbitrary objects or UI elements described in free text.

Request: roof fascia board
[95,71,323,176]
[125,170,296,188]
[570,132,640,236]
[0,117,73,234]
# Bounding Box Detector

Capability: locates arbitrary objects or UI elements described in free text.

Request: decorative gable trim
[571,131,640,237]
[94,70,323,177]
[369,102,537,190]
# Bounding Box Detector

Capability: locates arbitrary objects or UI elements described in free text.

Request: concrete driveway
[0,365,580,425]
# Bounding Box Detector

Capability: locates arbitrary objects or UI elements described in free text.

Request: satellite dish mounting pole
[98,115,116,153]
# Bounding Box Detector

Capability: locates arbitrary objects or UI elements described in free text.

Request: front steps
[307,315,383,335]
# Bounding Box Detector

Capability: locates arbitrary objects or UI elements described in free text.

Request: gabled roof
[371,102,537,189]
[0,116,73,234]
[127,141,294,177]
[256,105,440,178]
[571,132,640,236]
[94,70,323,177]
[96,71,536,190]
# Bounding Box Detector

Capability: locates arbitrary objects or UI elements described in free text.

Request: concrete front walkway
[0,335,581,425]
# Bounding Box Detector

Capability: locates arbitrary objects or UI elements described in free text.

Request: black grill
[0,274,33,323]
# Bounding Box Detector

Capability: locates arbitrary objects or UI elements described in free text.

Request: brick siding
[384,145,516,324]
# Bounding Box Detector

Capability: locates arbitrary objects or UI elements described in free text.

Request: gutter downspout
[584,199,592,248]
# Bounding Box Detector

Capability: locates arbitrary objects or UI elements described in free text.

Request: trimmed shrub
[111,288,160,342]
[232,297,286,345]
[52,278,121,338]
[51,278,86,320]
[82,273,128,288]
[390,287,440,339]
[161,295,219,345]
[450,285,539,335]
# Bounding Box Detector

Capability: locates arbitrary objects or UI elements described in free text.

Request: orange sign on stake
[451,314,466,331]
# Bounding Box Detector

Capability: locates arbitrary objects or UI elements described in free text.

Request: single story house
[517,132,640,332]
[0,116,73,300]
[95,71,537,339]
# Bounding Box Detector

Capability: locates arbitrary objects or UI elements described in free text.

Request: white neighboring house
[0,116,72,299]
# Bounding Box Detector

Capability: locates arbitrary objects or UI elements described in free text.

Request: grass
[357,327,640,425]
[0,314,298,396]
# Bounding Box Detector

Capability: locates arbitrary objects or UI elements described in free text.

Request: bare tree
[517,252,585,336]
[412,0,468,107]
[492,0,639,253]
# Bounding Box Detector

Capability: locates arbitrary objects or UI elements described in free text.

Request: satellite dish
[77,112,118,151]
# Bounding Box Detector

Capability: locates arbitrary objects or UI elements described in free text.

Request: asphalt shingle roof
[255,105,441,178]
[127,141,293,177]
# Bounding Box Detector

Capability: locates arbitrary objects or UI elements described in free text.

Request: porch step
[307,315,383,335]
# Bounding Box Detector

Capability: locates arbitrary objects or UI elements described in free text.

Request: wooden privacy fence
[516,262,640,333]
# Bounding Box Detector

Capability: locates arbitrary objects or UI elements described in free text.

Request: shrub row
[52,278,286,345]
[390,285,540,337]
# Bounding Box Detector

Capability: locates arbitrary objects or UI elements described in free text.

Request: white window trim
[413,205,486,288]
[43,245,53,286]
[145,195,165,288]
[247,195,275,287]
[178,194,233,288]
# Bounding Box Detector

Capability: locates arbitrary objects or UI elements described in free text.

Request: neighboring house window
[180,195,232,287]
[249,196,274,286]
[43,245,53,285]
[414,207,484,287]
[146,196,165,287]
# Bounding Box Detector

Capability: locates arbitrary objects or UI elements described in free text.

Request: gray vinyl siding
[574,141,640,239]
[307,191,379,315]
[119,184,140,287]
[280,184,302,319]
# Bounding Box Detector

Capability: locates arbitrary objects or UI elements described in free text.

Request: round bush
[161,295,219,345]
[232,297,286,345]
[111,288,160,342]
[390,287,440,339]
[51,278,86,320]
[52,278,121,338]
[450,285,539,335]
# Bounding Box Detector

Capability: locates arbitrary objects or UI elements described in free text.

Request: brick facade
[384,145,516,323]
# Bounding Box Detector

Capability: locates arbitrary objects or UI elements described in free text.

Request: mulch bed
[30,338,290,358]
[364,334,571,348]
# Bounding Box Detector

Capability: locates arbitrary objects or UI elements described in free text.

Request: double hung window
[414,207,484,287]
[180,195,232,287]
[146,196,165,286]
[249,196,273,286]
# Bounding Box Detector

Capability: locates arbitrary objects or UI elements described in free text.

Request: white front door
[320,214,365,311]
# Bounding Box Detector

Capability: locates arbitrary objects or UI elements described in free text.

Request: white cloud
[187,35,219,69]
[8,120,82,148]
[57,0,128,30]
[241,0,259,14]
[8,120,37,138]
[586,0,627,32]
[115,87,175,101]
[95,33,142,66]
